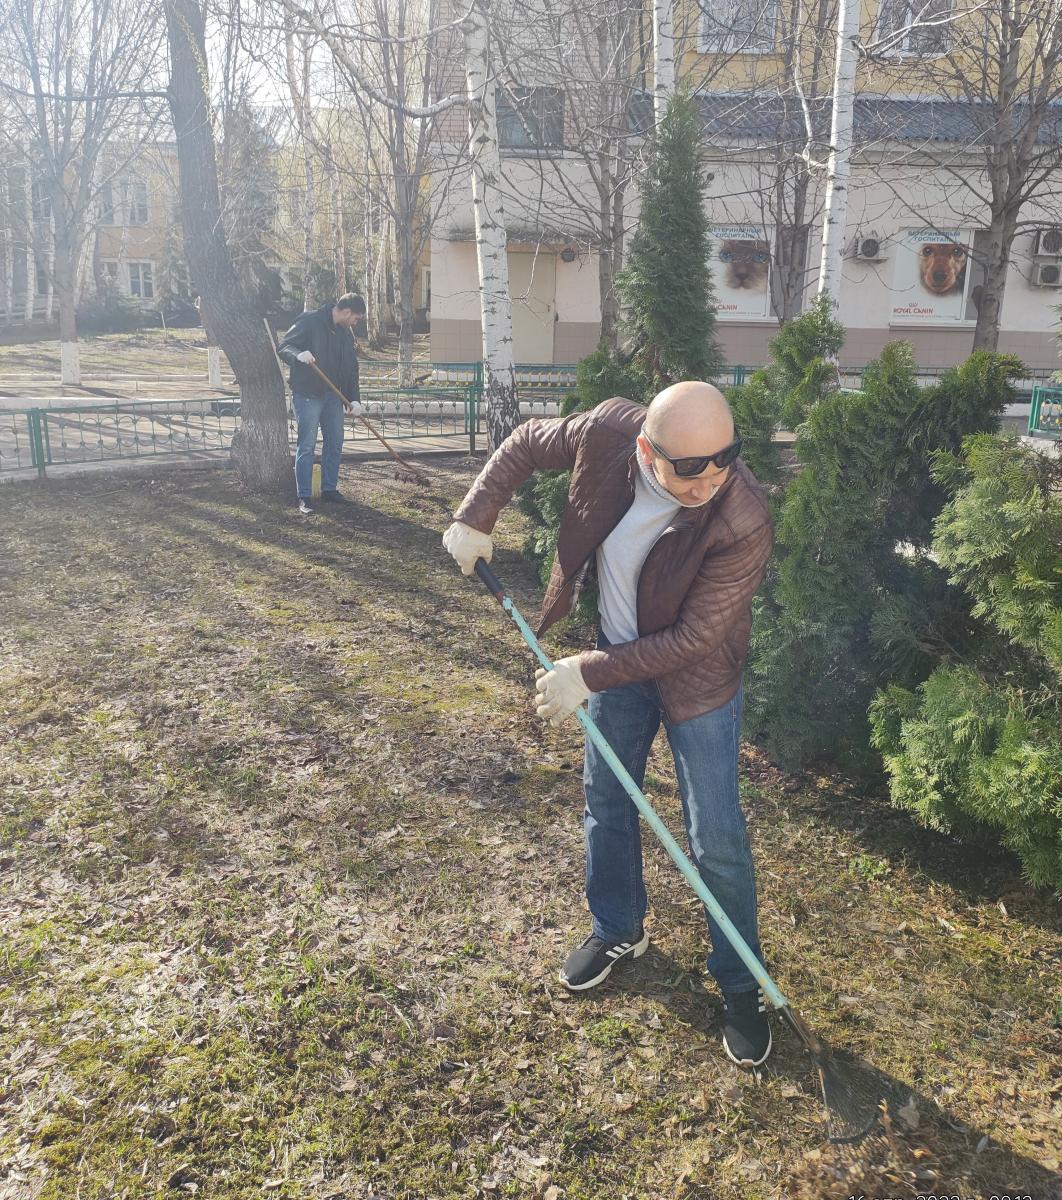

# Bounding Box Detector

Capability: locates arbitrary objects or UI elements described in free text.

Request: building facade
[429,0,1062,370]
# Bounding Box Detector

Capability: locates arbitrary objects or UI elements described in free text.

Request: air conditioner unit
[1033,227,1062,257]
[854,232,887,262]
[1030,261,1062,288]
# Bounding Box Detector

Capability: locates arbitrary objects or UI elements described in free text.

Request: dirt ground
[1,457,1059,1200]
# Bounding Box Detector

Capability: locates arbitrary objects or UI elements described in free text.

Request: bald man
[443,383,775,1067]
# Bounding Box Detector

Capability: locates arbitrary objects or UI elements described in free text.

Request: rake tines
[779,1006,885,1144]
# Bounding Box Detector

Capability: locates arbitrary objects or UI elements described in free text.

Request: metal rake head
[779,1006,885,1144]
[816,1051,888,1144]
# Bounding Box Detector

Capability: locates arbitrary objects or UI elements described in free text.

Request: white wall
[431,140,1062,360]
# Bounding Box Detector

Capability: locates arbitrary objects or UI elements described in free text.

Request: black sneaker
[321,490,351,504]
[297,497,314,514]
[722,987,772,1068]
[559,930,649,991]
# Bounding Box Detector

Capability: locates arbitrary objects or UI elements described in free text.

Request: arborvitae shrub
[870,435,1062,888]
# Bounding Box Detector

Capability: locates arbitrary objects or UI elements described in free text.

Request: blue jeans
[293,392,345,497]
[582,656,763,994]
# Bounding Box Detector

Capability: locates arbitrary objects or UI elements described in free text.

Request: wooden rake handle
[305,360,427,482]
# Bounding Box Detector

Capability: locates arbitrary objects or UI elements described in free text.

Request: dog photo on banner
[890,227,976,321]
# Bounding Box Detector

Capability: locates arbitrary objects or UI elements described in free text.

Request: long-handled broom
[472,557,886,1145]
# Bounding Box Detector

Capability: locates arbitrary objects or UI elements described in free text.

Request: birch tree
[653,0,676,122]
[461,0,519,447]
[816,0,859,305]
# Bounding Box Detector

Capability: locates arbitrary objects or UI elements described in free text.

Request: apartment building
[0,138,322,325]
[429,0,1062,370]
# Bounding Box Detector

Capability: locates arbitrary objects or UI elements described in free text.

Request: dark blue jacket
[277,304,360,403]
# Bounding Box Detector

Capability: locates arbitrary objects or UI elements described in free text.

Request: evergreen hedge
[869,436,1062,887]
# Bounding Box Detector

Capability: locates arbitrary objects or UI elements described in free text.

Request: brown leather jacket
[455,398,774,723]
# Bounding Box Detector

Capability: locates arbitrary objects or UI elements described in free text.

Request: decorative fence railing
[411,360,1057,397]
[3,363,1056,481]
[0,387,478,480]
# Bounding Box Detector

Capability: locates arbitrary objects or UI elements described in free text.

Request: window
[35,255,49,295]
[287,189,305,224]
[128,261,154,299]
[701,0,778,53]
[127,178,149,225]
[497,87,564,150]
[99,177,149,225]
[99,181,116,225]
[876,0,951,56]
[31,182,51,223]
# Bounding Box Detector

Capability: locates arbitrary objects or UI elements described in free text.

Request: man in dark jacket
[277,294,366,513]
[442,382,776,1068]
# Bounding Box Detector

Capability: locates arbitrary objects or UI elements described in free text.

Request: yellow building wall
[676,0,969,98]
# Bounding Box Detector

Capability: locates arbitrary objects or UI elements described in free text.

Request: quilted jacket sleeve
[454,409,594,534]
[578,518,774,692]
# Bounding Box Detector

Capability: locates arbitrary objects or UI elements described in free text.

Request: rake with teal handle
[473,557,883,1144]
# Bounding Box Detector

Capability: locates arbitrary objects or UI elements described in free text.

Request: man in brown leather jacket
[443,381,775,1067]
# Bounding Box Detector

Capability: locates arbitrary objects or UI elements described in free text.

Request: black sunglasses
[644,432,743,477]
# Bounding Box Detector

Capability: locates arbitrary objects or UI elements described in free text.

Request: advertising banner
[709,224,772,320]
[891,228,972,322]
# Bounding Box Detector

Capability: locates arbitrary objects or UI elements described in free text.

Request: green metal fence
[4,360,1056,481]
[1029,386,1062,438]
[0,386,480,480]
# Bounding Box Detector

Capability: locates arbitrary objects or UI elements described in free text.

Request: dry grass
[1,457,1059,1200]
[0,328,432,399]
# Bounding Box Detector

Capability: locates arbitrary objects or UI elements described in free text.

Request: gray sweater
[596,457,680,644]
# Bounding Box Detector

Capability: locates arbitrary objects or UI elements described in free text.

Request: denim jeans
[582,642,763,994]
[293,392,345,497]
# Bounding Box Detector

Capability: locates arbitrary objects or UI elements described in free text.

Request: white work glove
[535,657,592,726]
[345,399,365,417]
[296,350,315,364]
[442,520,493,576]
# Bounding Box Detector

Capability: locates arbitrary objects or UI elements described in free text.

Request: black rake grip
[474,558,506,601]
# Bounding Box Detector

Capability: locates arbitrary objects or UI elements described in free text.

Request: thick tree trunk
[396,217,416,384]
[817,0,859,306]
[972,211,1016,351]
[772,168,811,323]
[600,180,624,352]
[598,245,619,349]
[43,223,55,322]
[300,152,317,310]
[165,0,290,494]
[461,0,519,451]
[597,163,620,349]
